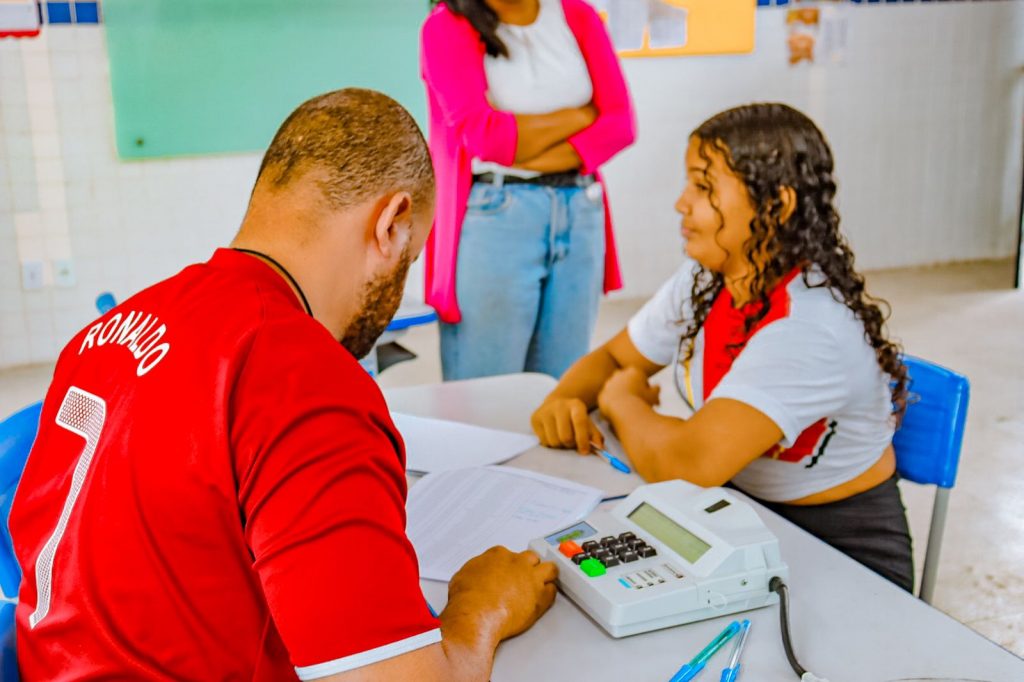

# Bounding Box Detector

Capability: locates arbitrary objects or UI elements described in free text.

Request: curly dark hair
[681,103,907,420]
[431,0,510,58]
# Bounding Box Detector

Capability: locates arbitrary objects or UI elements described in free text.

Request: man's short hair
[256,88,434,213]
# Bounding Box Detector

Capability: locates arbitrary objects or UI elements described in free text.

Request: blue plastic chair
[0,401,42,681]
[95,292,117,315]
[892,356,970,604]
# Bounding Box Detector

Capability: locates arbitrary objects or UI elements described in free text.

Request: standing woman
[420,0,636,380]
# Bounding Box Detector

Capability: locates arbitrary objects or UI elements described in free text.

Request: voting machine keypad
[559,532,657,577]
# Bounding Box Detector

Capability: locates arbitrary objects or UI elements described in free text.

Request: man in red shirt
[11,89,557,681]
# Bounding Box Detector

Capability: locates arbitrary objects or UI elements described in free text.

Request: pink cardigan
[420,0,637,324]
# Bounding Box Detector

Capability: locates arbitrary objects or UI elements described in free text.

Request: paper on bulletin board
[787,1,849,66]
[592,0,756,58]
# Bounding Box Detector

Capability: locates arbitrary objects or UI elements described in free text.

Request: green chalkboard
[104,0,429,159]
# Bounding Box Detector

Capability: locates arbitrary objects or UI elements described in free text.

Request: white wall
[1,3,1022,369]
[604,2,1024,297]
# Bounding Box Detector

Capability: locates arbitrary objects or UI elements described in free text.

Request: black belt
[473,171,595,189]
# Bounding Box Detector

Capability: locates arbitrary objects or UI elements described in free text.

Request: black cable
[770,576,808,678]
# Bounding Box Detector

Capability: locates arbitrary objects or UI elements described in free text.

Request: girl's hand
[597,367,660,416]
[531,397,604,454]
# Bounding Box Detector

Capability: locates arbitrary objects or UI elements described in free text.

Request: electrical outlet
[21,260,44,291]
[53,259,76,288]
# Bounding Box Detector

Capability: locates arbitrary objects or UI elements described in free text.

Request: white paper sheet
[391,413,538,474]
[407,466,604,582]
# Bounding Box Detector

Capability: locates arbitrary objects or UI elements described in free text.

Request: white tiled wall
[0,4,1022,370]
[1,26,261,369]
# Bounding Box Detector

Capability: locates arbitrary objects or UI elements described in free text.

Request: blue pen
[669,621,741,682]
[719,620,750,682]
[590,441,632,474]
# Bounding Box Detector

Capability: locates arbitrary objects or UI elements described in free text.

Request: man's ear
[372,191,414,260]
[778,185,797,225]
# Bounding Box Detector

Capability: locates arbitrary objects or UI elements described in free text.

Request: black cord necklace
[232,248,313,317]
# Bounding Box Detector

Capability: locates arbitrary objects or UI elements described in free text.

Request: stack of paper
[407,466,604,582]
[391,413,537,473]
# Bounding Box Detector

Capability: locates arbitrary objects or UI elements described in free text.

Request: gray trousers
[740,475,915,593]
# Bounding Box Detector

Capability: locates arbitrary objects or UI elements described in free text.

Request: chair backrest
[892,356,970,489]
[0,401,42,682]
[95,292,117,315]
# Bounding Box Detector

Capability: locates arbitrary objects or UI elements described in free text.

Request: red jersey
[10,249,440,681]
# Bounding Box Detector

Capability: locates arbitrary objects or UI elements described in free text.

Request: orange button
[559,540,583,558]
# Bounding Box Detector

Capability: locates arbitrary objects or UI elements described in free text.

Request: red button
[559,540,583,558]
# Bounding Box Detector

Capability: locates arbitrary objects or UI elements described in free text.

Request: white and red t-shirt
[10,249,440,681]
[627,261,894,502]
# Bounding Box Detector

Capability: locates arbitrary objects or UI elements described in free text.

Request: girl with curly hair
[532,103,913,591]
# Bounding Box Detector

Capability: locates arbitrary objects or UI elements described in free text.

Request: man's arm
[235,322,558,682]
[319,547,556,681]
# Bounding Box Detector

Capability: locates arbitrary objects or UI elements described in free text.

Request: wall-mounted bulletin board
[592,0,757,59]
[104,0,429,160]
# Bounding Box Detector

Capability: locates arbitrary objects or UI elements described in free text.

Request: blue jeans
[441,180,606,380]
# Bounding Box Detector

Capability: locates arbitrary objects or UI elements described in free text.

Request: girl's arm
[532,329,663,453]
[597,370,784,486]
[598,318,849,487]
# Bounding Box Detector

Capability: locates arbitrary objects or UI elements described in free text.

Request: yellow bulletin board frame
[606,0,756,59]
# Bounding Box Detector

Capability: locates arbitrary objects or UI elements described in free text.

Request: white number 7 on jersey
[28,387,106,629]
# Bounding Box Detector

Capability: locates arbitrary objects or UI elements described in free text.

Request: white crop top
[627,261,896,502]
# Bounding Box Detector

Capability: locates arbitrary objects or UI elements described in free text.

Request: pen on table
[669,620,741,682]
[590,441,631,474]
[719,619,750,682]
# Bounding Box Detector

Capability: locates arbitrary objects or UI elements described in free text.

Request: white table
[386,373,1024,682]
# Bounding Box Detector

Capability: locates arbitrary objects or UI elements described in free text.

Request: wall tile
[75,3,101,25]
[1,99,31,135]
[0,313,25,339]
[45,2,73,25]
[49,52,81,82]
[0,336,31,368]
[0,291,25,315]
[27,333,57,364]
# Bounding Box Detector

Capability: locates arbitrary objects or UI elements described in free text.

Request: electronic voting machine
[528,480,788,637]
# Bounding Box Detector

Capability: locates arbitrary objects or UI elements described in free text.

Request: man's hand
[531,397,604,454]
[321,547,557,681]
[597,367,660,417]
[447,547,558,641]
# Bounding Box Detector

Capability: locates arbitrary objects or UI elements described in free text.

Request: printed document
[407,466,604,581]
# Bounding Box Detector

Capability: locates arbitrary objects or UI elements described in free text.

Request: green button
[580,558,606,577]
